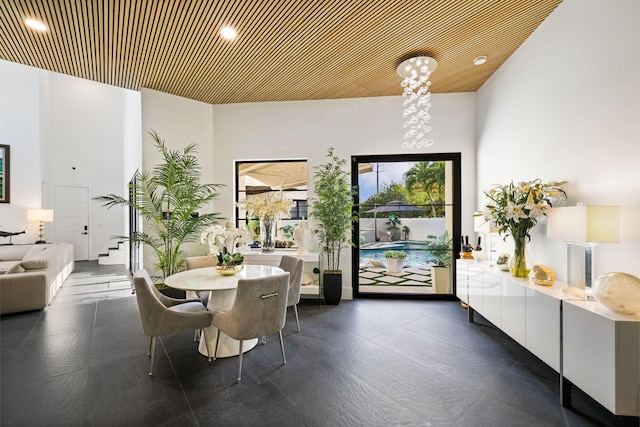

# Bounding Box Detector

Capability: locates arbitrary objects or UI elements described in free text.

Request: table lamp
[473,212,497,264]
[27,209,54,244]
[546,205,619,298]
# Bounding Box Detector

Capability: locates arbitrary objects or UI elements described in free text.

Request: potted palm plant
[385,214,401,241]
[383,250,407,273]
[310,147,357,304]
[96,131,223,287]
[426,232,453,293]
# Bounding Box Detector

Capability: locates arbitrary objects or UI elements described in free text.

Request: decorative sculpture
[0,230,25,245]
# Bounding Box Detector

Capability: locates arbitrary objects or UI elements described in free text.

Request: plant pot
[322,270,342,305]
[386,258,404,273]
[431,266,451,294]
[158,286,186,299]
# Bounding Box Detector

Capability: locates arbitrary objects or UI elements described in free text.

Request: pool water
[360,243,434,267]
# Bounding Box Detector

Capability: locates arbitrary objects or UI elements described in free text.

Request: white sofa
[0,243,74,314]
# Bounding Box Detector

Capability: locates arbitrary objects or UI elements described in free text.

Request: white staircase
[98,241,128,266]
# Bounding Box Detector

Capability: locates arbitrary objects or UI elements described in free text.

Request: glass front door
[352,153,461,298]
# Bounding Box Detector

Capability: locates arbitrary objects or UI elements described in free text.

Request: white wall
[476,0,640,281]
[0,59,141,256]
[140,88,216,270]
[213,93,476,220]
[0,60,42,243]
[141,91,477,293]
[43,72,141,258]
[213,94,477,296]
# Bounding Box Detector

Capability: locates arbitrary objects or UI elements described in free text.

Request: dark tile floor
[1,261,638,426]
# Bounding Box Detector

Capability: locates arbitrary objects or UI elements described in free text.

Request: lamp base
[35,240,47,244]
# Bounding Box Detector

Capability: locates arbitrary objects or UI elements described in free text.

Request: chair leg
[149,336,157,377]
[201,328,211,362]
[236,340,244,382]
[213,329,221,361]
[193,329,200,341]
[261,335,266,345]
[278,330,286,365]
[293,304,300,332]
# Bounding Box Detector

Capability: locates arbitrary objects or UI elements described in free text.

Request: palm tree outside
[403,161,445,218]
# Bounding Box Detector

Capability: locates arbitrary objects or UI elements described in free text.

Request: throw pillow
[21,259,49,270]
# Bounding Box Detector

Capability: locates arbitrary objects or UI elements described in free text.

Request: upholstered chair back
[185,256,217,270]
[213,272,289,341]
[278,255,303,307]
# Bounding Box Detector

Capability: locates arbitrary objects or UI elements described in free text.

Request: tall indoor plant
[310,147,357,304]
[96,131,223,283]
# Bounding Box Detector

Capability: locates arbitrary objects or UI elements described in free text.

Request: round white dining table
[164,264,284,358]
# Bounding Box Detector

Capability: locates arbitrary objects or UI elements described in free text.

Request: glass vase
[260,216,277,252]
[510,235,531,278]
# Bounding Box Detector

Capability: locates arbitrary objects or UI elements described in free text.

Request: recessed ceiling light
[473,55,488,66]
[25,18,47,32]
[220,27,237,40]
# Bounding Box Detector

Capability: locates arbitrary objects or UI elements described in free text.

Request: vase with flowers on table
[482,179,566,278]
[201,223,250,275]
[236,192,295,253]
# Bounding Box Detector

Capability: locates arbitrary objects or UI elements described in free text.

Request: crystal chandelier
[397,56,438,149]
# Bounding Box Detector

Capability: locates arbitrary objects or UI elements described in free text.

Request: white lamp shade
[547,206,619,243]
[27,209,54,223]
[473,212,497,233]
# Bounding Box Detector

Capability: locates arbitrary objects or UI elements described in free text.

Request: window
[235,160,308,228]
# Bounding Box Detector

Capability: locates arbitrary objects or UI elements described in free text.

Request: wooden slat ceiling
[0,0,562,105]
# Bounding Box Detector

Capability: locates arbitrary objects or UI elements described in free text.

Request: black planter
[158,286,186,299]
[322,271,342,305]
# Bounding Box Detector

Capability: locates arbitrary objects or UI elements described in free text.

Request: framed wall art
[0,144,9,203]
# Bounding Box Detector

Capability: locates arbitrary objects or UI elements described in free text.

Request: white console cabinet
[455,263,470,304]
[500,277,526,346]
[243,250,321,298]
[563,300,640,416]
[457,260,640,416]
[525,288,561,371]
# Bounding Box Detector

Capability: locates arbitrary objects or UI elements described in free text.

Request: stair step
[98,254,128,266]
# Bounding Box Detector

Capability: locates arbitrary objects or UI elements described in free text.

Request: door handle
[81,232,88,235]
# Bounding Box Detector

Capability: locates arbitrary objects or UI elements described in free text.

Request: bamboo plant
[310,147,357,272]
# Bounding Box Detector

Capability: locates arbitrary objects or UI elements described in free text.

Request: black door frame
[351,152,461,300]
[129,172,140,275]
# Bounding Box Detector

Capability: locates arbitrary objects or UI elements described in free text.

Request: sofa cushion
[0,246,32,261]
[21,259,49,270]
[4,259,49,274]
[22,245,47,260]
[7,263,26,274]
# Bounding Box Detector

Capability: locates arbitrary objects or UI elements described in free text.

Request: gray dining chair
[185,255,218,306]
[278,255,304,332]
[133,269,213,377]
[211,272,290,382]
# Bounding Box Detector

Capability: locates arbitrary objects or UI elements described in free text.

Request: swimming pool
[360,242,433,267]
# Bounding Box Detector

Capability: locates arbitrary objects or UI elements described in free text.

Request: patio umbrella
[364,200,425,214]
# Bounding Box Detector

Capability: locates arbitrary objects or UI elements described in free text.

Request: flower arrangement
[482,179,566,277]
[200,224,250,266]
[482,179,566,241]
[236,191,295,220]
[236,192,295,252]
